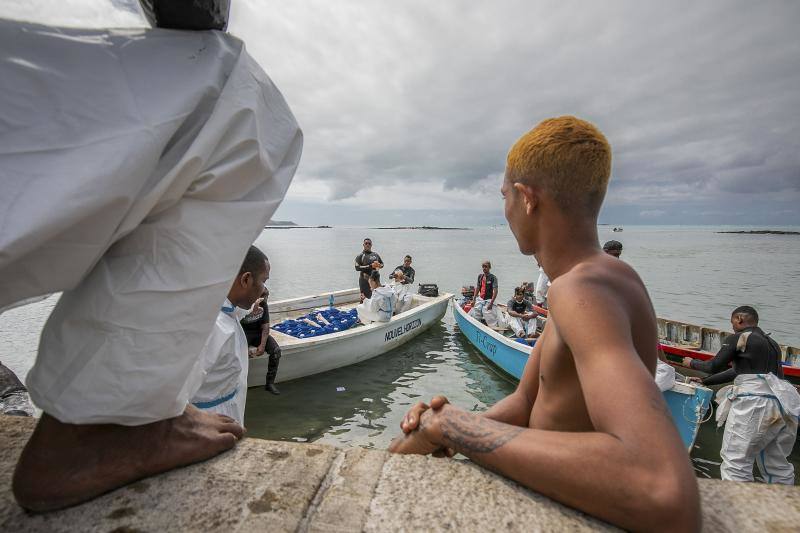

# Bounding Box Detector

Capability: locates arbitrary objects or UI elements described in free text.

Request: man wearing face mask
[191,246,270,425]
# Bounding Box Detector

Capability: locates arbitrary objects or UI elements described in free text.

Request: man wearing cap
[603,240,623,257]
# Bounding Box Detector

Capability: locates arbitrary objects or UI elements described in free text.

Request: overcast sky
[7,1,800,226]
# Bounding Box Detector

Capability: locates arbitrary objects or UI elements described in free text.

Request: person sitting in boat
[191,246,270,424]
[355,238,384,299]
[356,271,397,323]
[389,269,414,315]
[390,255,415,285]
[506,287,537,338]
[468,261,504,328]
[240,287,282,395]
[683,306,800,484]
[389,116,701,531]
[602,240,622,258]
[519,281,536,305]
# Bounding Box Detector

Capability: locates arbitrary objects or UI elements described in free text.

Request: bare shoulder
[547,252,658,371]
[548,253,649,312]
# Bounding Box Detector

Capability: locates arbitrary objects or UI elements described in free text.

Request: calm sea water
[2,225,799,481]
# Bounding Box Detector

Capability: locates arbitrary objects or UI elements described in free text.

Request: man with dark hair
[506,287,537,338]
[602,240,623,258]
[391,255,415,285]
[355,238,383,298]
[390,116,700,531]
[683,305,799,483]
[192,246,270,423]
[240,286,282,395]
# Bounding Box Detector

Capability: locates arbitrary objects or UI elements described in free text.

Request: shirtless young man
[389,116,700,532]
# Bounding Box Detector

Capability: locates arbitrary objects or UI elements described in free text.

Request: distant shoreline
[264,225,332,229]
[370,226,471,230]
[717,230,799,235]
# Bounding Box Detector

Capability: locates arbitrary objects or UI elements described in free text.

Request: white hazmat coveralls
[191,300,250,425]
[390,281,414,315]
[714,373,800,484]
[654,360,676,392]
[469,298,506,329]
[357,286,397,323]
[0,22,302,425]
[535,267,550,305]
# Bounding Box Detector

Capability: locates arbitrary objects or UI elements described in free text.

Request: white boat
[247,288,452,386]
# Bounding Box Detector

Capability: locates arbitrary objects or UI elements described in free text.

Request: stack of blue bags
[272,308,359,339]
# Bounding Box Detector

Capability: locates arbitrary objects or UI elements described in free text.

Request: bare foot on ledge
[12,405,244,512]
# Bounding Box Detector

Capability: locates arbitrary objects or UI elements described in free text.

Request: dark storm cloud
[230,0,799,219]
[8,1,795,224]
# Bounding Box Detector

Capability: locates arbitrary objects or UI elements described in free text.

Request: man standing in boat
[683,306,800,484]
[390,116,701,532]
[355,238,384,299]
[469,261,503,328]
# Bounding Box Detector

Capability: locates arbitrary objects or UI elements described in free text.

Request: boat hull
[248,290,452,386]
[453,301,712,451]
[657,317,800,385]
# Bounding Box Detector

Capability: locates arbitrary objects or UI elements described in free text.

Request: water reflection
[244,321,515,449]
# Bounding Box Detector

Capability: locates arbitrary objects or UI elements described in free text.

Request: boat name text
[475,331,497,356]
[385,318,423,342]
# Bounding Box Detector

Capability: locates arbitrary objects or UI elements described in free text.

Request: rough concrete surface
[1,415,798,532]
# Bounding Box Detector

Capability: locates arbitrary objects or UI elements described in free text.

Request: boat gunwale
[452,300,532,356]
[455,300,711,399]
[265,289,453,349]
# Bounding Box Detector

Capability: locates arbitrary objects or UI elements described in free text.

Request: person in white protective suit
[357,272,397,323]
[191,247,270,425]
[1,21,302,511]
[534,264,550,307]
[684,306,800,484]
[468,261,505,328]
[389,269,414,315]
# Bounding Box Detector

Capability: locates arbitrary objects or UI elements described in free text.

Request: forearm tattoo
[439,410,524,454]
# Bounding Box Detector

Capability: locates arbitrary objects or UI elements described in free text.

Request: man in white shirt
[191,246,269,425]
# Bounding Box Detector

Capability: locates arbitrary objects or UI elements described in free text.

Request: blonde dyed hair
[506,116,611,214]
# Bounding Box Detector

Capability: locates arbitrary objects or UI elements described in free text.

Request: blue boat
[452,300,713,451]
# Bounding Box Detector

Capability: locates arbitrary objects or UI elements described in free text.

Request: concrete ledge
[1,415,798,531]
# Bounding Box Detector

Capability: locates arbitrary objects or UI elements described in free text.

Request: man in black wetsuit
[241,288,282,395]
[683,305,800,483]
[391,255,415,285]
[355,238,383,298]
